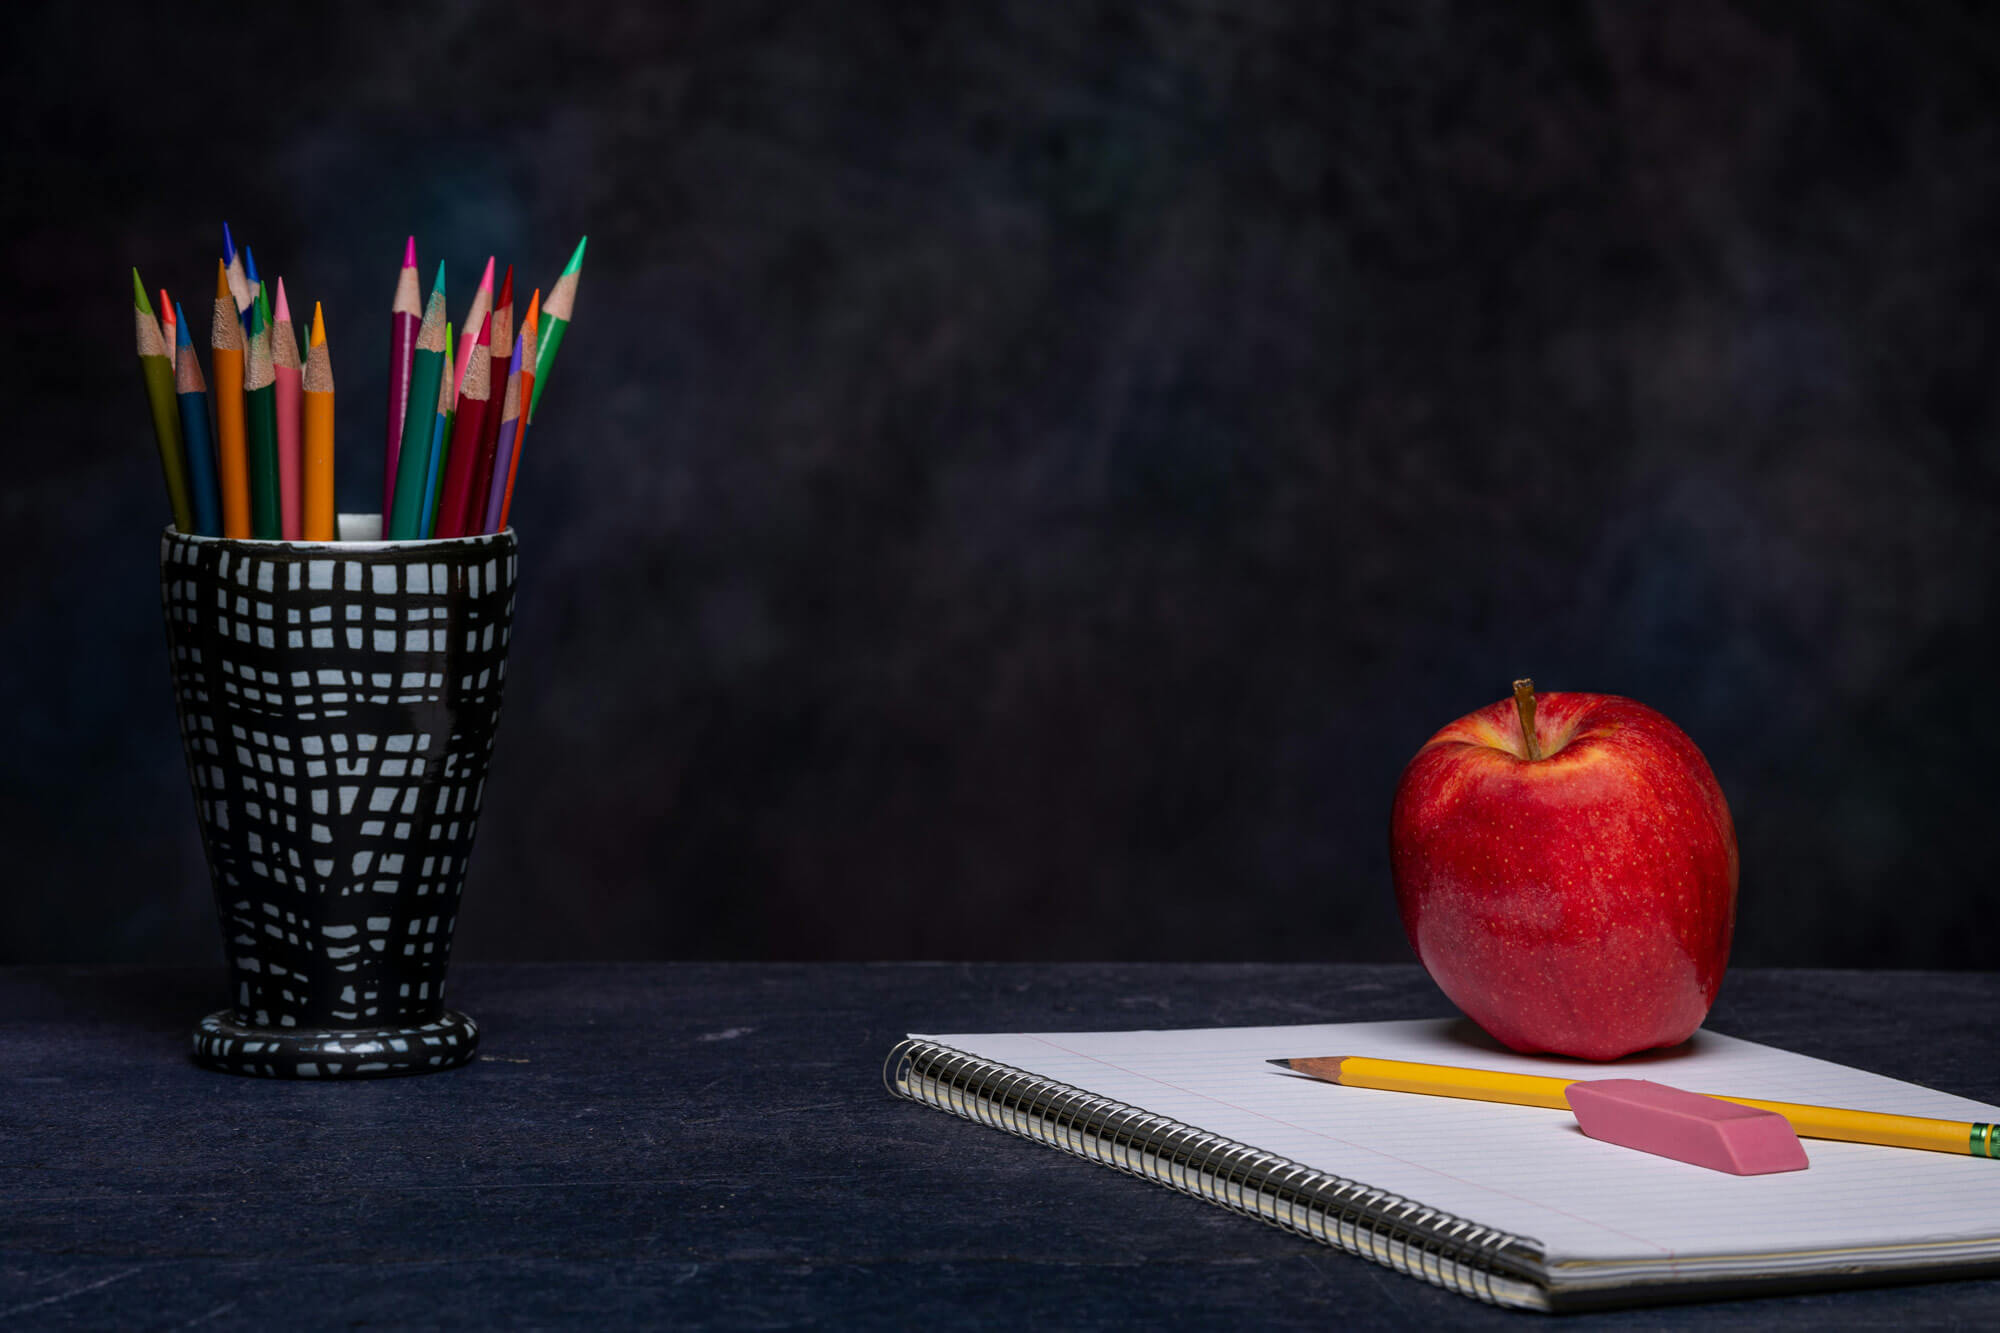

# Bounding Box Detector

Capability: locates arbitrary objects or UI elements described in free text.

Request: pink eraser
[1564,1079,1810,1175]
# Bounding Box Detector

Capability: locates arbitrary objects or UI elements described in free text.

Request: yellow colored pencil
[1274,1056,1998,1159]
[303,303,335,541]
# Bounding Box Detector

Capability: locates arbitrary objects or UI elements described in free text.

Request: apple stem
[1512,679,1543,761]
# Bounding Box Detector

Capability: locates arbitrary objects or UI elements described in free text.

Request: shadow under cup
[160,514,518,1077]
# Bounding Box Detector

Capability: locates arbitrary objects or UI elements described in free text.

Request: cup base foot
[191,1009,479,1078]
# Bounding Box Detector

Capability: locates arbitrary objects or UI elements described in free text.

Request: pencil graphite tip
[431,260,447,295]
[132,268,153,314]
[274,276,292,326]
[563,235,587,276]
[175,303,194,347]
[310,301,326,347]
[1266,1059,1292,1069]
[403,235,418,269]
[160,289,174,324]
[222,221,237,264]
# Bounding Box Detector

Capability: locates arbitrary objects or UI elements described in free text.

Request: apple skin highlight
[1390,691,1739,1061]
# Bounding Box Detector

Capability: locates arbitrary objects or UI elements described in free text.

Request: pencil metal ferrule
[1975,1123,1997,1159]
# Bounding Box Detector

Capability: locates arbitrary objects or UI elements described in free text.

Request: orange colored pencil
[210,258,251,538]
[303,303,336,541]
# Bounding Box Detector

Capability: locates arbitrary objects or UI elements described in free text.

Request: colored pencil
[132,270,193,533]
[435,313,493,538]
[455,256,495,396]
[1272,1056,2000,1159]
[383,236,420,522]
[245,247,265,334]
[222,223,253,328]
[244,292,283,538]
[273,278,304,540]
[158,292,177,368]
[468,265,513,530]
[303,302,336,541]
[499,289,540,531]
[211,258,251,538]
[416,323,454,538]
[529,235,585,419]
[173,306,223,537]
[386,263,448,539]
[484,331,524,533]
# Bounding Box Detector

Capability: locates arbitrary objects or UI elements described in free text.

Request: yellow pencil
[1274,1056,1998,1159]
[303,302,335,541]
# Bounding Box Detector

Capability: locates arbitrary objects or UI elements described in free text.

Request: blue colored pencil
[173,304,223,536]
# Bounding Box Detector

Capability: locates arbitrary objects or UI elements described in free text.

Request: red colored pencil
[433,312,493,538]
[383,236,421,524]
[467,265,513,531]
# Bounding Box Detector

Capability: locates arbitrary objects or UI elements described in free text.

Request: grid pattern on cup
[161,530,516,1038]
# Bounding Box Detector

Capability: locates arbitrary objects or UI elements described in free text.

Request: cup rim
[165,513,515,552]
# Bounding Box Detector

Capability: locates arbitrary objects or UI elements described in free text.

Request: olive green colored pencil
[244,292,283,538]
[133,269,193,532]
[528,235,585,420]
[387,263,449,539]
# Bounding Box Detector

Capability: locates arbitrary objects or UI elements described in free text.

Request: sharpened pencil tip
[216,258,232,299]
[1267,1059,1292,1068]
[478,256,495,292]
[132,268,153,314]
[403,235,418,268]
[431,260,447,294]
[175,303,193,346]
[310,301,326,347]
[245,246,261,287]
[562,236,587,275]
[222,222,237,264]
[496,264,514,307]
[274,277,292,326]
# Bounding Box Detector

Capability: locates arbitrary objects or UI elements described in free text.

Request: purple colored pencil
[483,332,525,532]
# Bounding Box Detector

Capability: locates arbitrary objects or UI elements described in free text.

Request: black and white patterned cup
[160,514,517,1078]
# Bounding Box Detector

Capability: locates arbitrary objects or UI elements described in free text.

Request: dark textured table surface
[3,964,1997,1329]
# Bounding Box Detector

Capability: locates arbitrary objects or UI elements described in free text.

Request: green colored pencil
[528,235,585,420]
[133,269,193,532]
[387,263,449,539]
[244,291,283,538]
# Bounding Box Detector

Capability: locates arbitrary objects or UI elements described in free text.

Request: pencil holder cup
[160,514,516,1078]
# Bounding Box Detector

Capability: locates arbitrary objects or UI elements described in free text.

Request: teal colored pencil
[417,322,454,538]
[173,304,223,536]
[528,235,585,420]
[386,264,448,539]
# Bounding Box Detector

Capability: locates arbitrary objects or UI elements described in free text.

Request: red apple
[1390,682,1738,1060]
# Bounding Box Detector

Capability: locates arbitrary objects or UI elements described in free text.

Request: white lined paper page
[919,1020,2000,1267]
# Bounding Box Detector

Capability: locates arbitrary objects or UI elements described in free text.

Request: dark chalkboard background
[4,2,1997,967]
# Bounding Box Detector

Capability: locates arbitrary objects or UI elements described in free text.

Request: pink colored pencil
[454,256,495,395]
[383,236,421,524]
[434,312,493,539]
[272,278,305,540]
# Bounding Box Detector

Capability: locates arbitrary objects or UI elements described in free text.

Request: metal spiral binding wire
[885,1038,1550,1311]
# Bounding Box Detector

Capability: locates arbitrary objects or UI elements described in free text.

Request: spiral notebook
[885,1020,2000,1312]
